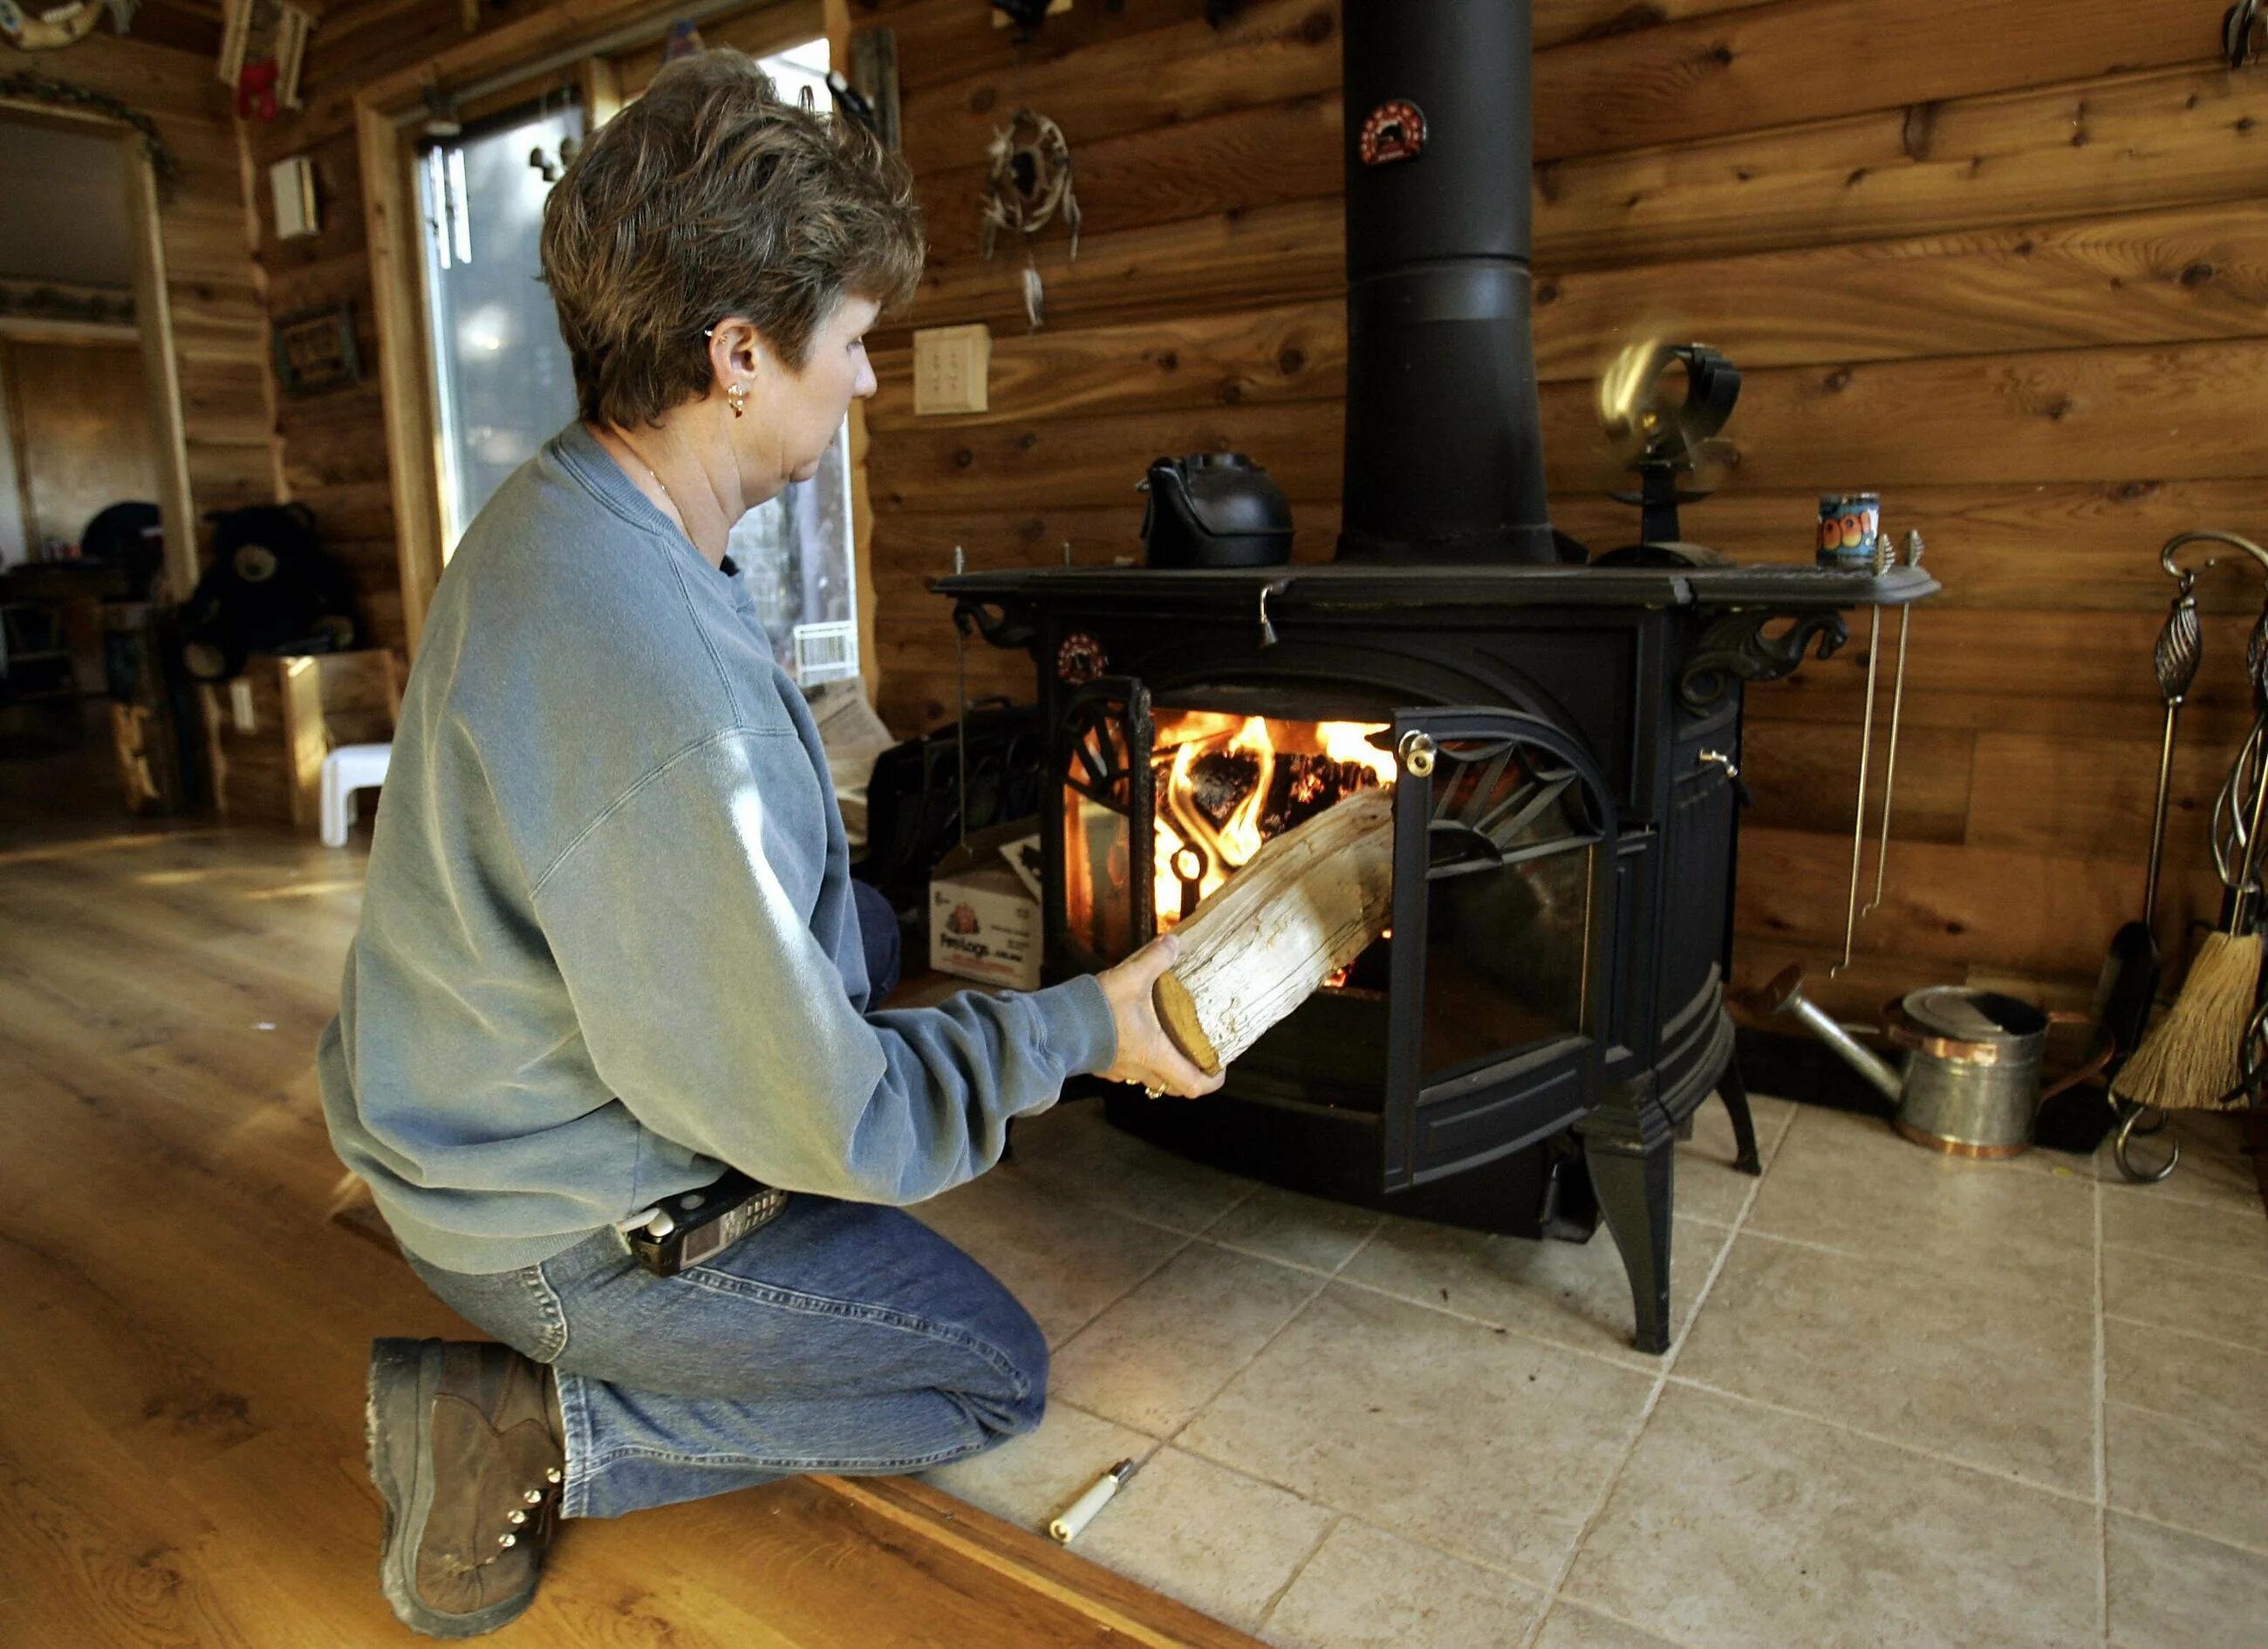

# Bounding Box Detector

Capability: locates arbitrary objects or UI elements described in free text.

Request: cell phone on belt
[627,1170,788,1276]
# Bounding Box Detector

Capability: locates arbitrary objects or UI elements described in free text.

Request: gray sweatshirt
[317,422,1115,1274]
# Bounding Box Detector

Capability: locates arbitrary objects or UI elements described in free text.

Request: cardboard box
[929,820,1042,990]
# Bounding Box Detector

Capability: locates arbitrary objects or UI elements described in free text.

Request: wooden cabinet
[198,648,400,831]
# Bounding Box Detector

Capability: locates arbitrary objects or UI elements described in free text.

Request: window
[409,38,860,688]
[724,36,860,687]
[417,97,584,549]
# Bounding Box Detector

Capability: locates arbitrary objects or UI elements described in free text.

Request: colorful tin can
[1817,493,1882,571]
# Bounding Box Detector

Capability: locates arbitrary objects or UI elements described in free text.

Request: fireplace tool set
[2099,530,2268,1182]
[1825,521,1922,982]
[1744,525,2119,1164]
[1751,532,2268,1170]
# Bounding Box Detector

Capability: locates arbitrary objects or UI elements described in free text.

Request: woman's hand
[1094,934,1225,1098]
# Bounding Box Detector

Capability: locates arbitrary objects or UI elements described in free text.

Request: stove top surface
[935,559,1939,613]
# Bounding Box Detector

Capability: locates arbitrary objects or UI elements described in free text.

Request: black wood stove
[936,0,1935,1352]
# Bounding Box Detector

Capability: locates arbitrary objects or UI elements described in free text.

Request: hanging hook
[2162,528,2268,584]
[1258,578,1292,648]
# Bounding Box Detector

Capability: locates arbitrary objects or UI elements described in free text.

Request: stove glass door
[1382,706,1619,1191]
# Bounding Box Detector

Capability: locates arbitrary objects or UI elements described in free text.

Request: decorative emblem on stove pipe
[1357,99,1427,166]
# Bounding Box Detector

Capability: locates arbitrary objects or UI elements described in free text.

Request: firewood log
[1152,787,1395,1073]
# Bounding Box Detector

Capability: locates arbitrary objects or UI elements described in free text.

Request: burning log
[1186,749,1262,825]
[1153,787,1395,1073]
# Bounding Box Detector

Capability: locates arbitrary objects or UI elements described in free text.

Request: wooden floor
[0,742,1256,1649]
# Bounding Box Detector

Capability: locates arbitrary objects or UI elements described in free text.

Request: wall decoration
[980,109,1079,331]
[217,0,313,118]
[0,278,134,329]
[272,304,361,396]
[273,2,308,107]
[0,0,133,51]
[0,67,177,197]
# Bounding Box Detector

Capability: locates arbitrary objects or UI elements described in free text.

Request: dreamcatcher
[980,108,1079,331]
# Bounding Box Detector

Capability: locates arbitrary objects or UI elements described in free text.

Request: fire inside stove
[1057,705,1404,985]
[1150,711,1397,929]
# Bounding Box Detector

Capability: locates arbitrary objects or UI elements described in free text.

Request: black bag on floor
[855,699,1044,915]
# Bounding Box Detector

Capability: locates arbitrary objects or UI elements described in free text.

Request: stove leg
[1718,1050,1762,1175]
[1586,1138,1674,1356]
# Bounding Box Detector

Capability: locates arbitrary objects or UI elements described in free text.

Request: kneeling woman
[321,50,1216,1638]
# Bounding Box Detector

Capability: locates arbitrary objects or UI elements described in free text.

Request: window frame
[352,0,850,661]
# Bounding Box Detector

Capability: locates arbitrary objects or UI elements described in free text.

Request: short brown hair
[540,50,923,428]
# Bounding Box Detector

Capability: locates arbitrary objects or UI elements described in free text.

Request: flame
[1149,713,1396,933]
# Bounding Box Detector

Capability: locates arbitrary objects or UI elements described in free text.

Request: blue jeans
[401,1194,1048,1519]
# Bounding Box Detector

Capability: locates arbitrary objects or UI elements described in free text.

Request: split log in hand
[1151,787,1397,1075]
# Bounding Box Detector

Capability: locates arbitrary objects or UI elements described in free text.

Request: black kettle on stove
[1139,453,1294,569]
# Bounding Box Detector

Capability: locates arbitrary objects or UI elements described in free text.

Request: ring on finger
[1142,1085,1163,1099]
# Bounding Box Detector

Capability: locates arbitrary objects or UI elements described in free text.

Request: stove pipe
[1336,0,1557,564]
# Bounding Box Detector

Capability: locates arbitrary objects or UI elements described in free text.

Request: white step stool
[320,742,392,846]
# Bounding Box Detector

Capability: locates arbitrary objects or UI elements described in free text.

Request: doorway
[0,110,178,752]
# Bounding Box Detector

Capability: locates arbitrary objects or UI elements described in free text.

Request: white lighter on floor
[1049,1456,1140,1544]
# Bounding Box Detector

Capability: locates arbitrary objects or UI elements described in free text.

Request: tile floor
[912,1095,2268,1648]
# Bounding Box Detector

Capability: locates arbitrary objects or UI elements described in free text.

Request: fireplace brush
[2108,530,2268,1157]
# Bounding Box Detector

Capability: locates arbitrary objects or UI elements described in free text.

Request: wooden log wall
[14,28,276,567]
[852,0,2268,1021]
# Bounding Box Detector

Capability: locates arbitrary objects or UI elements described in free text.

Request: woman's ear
[707,318,763,391]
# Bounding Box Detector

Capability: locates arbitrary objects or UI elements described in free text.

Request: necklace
[611,432,683,524]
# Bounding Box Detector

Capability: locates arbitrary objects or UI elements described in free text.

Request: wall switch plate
[912,323,991,415]
[229,680,256,732]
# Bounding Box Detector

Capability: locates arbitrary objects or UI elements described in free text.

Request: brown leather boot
[366,1338,566,1638]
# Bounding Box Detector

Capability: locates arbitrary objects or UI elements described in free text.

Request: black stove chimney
[1336,0,1557,564]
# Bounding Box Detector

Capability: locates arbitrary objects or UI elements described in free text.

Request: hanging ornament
[1,0,133,50]
[236,56,280,121]
[980,109,1078,332]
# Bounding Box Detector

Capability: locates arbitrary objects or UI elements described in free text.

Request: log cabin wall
[853,0,2268,1022]
[10,26,277,566]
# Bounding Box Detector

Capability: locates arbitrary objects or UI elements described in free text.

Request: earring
[726,382,748,419]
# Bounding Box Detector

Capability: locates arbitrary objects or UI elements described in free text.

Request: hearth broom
[2108,533,2268,1129]
[2041,571,2203,1153]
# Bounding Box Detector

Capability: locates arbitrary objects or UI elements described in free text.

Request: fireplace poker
[1862,532,1923,918]
[1830,575,1887,978]
[1049,1456,1140,1544]
[2079,570,2202,1122]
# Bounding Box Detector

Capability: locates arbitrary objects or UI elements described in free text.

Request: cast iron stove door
[1382,707,1619,1192]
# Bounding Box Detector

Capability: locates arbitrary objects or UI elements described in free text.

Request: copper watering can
[1741,966,2113,1158]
